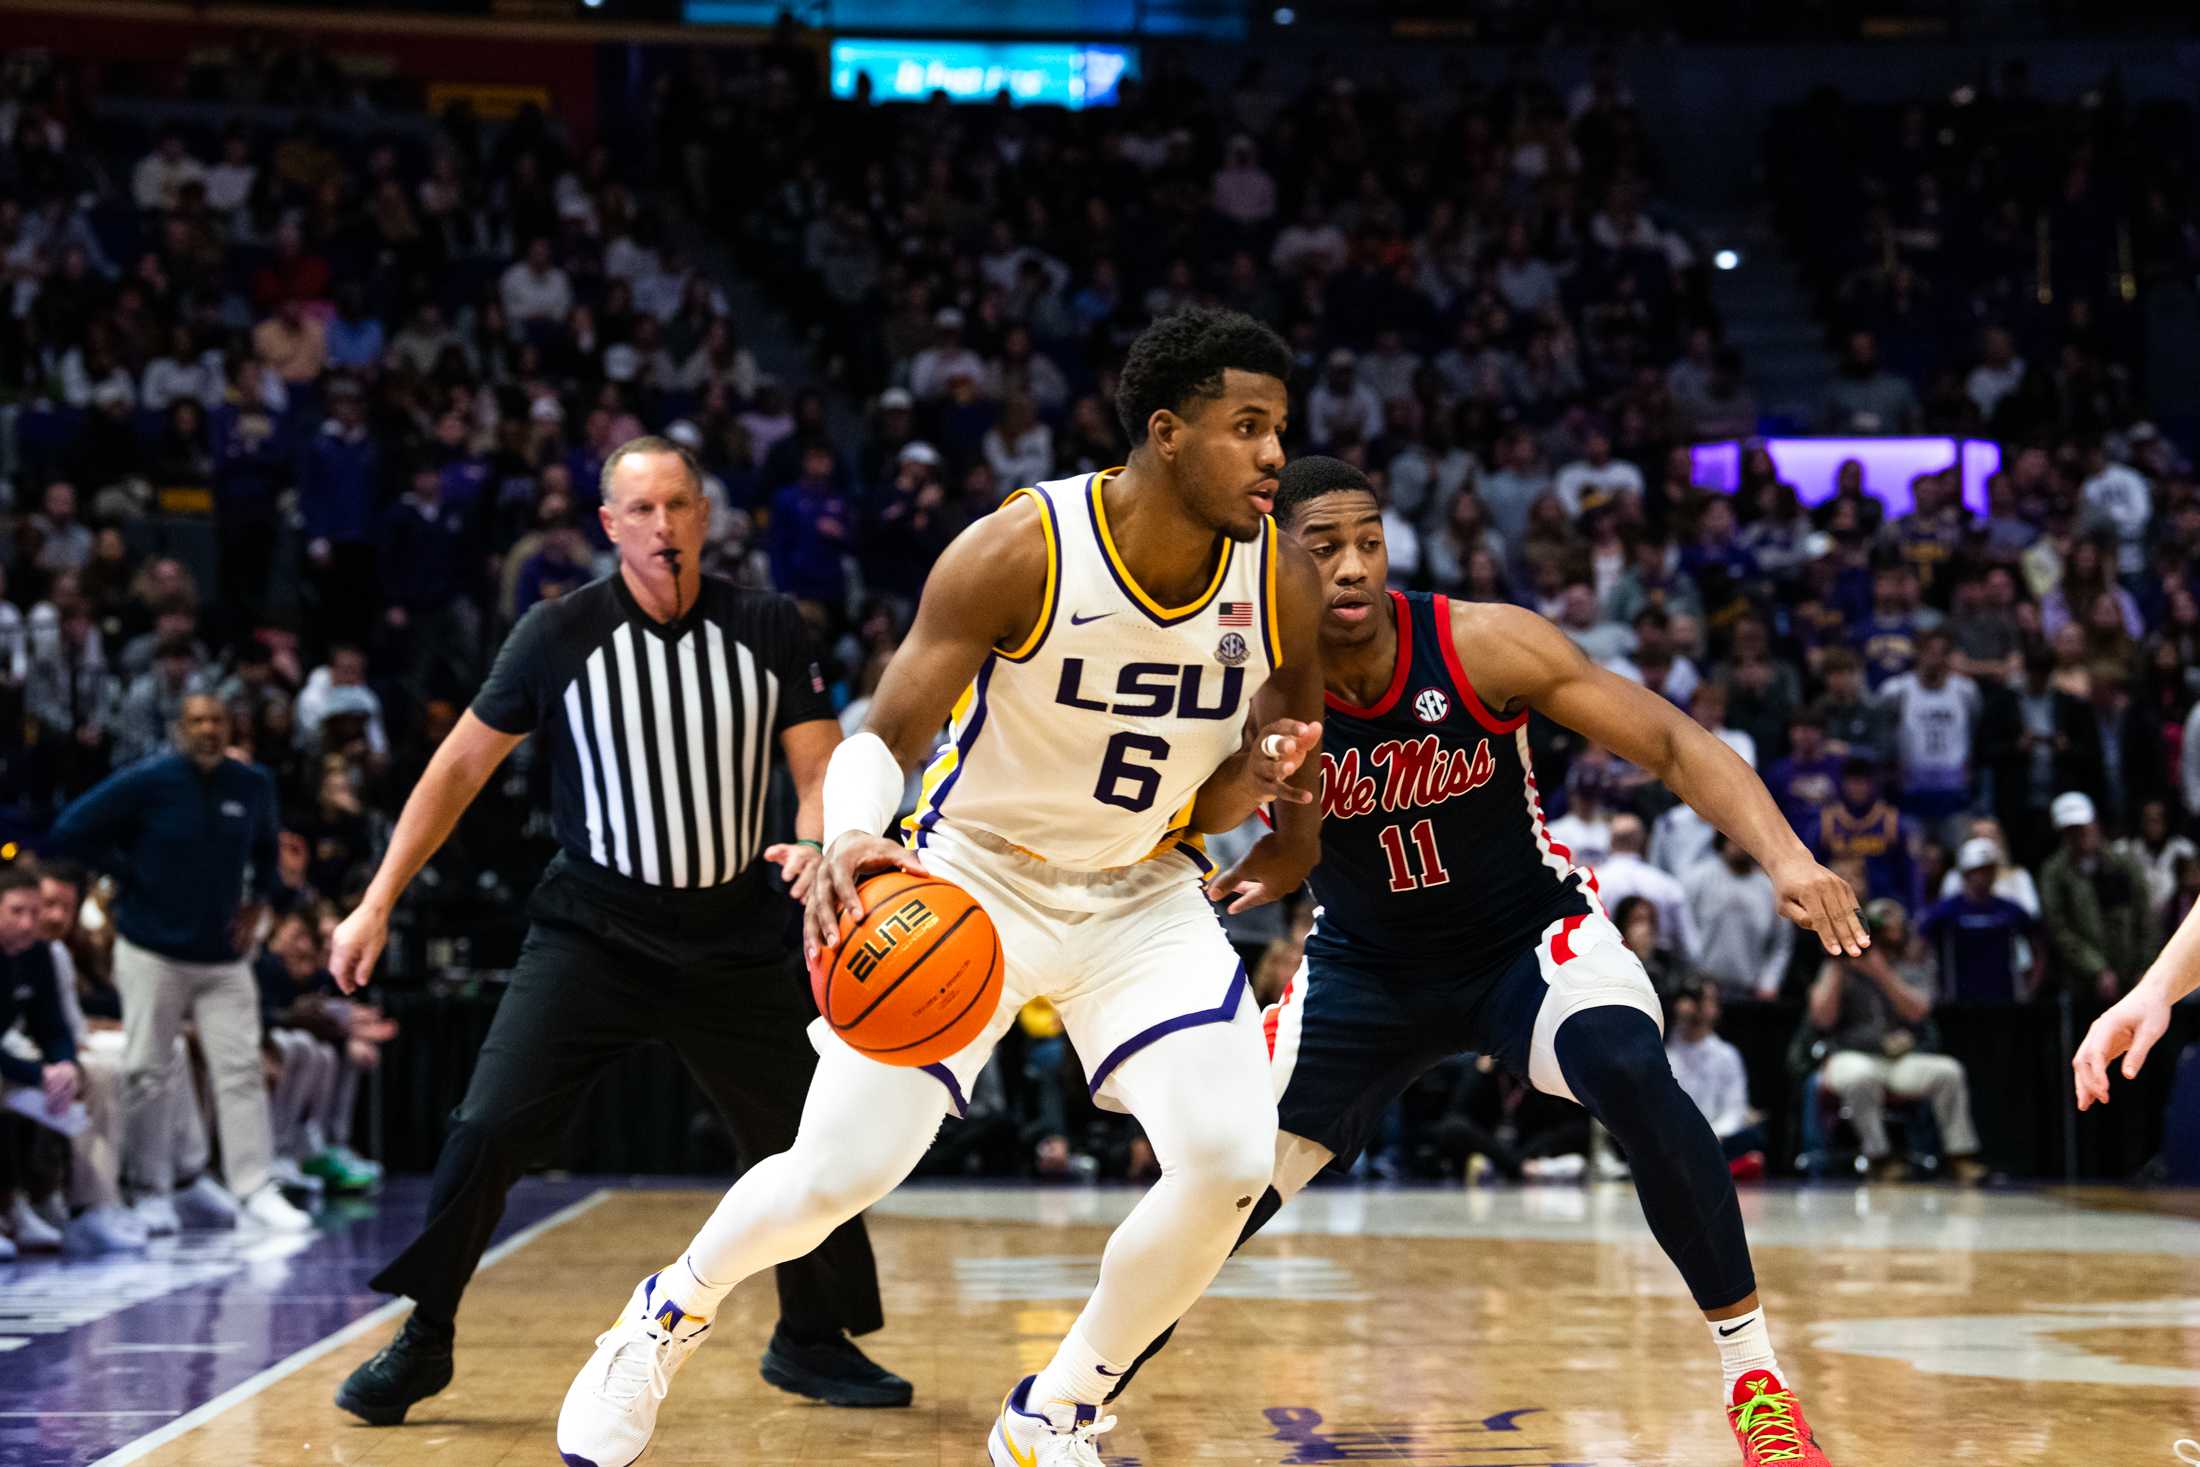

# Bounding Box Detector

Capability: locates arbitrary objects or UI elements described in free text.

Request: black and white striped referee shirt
[470,572,833,888]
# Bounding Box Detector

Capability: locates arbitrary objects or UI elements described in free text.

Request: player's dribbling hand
[2073,984,2173,1110]
[1246,719,1322,805]
[764,842,823,904]
[328,904,390,996]
[1208,831,1317,915]
[1768,855,1869,957]
[804,833,930,969]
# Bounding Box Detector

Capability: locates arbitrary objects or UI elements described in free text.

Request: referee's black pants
[370,873,884,1341]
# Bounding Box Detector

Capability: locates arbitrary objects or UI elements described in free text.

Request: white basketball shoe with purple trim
[555,1271,711,1467]
[989,1374,1118,1467]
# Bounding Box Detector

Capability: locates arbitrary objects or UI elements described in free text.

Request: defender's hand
[764,841,824,904]
[1768,855,1868,957]
[803,833,930,968]
[1207,831,1316,915]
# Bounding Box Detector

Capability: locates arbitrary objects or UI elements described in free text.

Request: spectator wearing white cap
[1918,838,2043,1003]
[1308,348,1381,449]
[861,442,955,605]
[2040,791,2159,1002]
[907,308,987,402]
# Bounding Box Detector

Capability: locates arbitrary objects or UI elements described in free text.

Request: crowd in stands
[0,36,2194,1240]
[1773,59,2190,440]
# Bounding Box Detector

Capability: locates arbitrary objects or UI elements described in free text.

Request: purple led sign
[1689,438,2001,517]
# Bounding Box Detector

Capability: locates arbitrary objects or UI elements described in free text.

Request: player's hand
[328,904,391,995]
[43,1061,78,1113]
[1245,718,1321,805]
[804,833,929,968]
[764,841,824,904]
[1768,855,1868,957]
[1207,831,1316,915]
[2074,983,2173,1110]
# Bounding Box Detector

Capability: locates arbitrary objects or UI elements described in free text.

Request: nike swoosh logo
[998,1423,1039,1467]
[1718,1320,1755,1337]
[1070,611,1115,625]
[1094,1365,1123,1376]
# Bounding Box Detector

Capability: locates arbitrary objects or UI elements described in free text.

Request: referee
[330,437,907,1426]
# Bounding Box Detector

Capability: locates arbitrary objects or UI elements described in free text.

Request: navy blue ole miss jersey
[1303,590,1597,976]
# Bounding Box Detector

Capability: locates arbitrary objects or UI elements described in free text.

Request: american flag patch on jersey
[1219,601,1253,627]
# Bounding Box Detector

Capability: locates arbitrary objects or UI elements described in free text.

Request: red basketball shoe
[1726,1369,1832,1464]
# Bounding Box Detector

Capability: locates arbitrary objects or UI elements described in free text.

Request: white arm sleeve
[823,731,908,846]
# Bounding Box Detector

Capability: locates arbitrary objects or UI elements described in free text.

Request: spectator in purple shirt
[768,444,854,612]
[1768,706,1845,849]
[1918,837,2044,1003]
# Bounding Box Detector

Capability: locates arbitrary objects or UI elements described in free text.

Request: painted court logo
[1264,1404,1591,1464]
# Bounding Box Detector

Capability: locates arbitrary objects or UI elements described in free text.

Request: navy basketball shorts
[1264,908,1663,1163]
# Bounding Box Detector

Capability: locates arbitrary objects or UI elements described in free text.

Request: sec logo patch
[1413,688,1450,724]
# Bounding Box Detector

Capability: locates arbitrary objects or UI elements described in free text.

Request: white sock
[661,1252,731,1322]
[1709,1305,1780,1397]
[1028,1322,1128,1418]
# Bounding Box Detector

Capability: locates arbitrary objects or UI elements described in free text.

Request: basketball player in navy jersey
[1120,457,1868,1466]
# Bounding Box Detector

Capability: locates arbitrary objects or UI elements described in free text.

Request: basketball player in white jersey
[556,307,1327,1467]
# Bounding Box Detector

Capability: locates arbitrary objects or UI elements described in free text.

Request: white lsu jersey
[904,469,1283,873]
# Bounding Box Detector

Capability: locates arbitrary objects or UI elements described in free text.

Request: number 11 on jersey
[1377,817,1451,893]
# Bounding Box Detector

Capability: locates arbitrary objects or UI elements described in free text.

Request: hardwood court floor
[120,1183,2200,1466]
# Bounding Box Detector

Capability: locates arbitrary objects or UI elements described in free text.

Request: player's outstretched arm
[807,497,1048,958]
[1199,535,1326,913]
[2074,897,2200,1108]
[1464,601,1868,959]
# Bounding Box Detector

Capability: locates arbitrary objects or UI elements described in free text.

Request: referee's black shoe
[760,1325,914,1408]
[335,1317,455,1425]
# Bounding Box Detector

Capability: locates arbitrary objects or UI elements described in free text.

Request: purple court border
[0,1176,604,1467]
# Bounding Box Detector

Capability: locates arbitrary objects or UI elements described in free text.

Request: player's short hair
[0,863,42,899]
[1273,455,1372,528]
[1114,306,1292,446]
[600,435,705,505]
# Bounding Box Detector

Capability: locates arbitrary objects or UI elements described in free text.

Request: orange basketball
[811,870,1003,1067]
